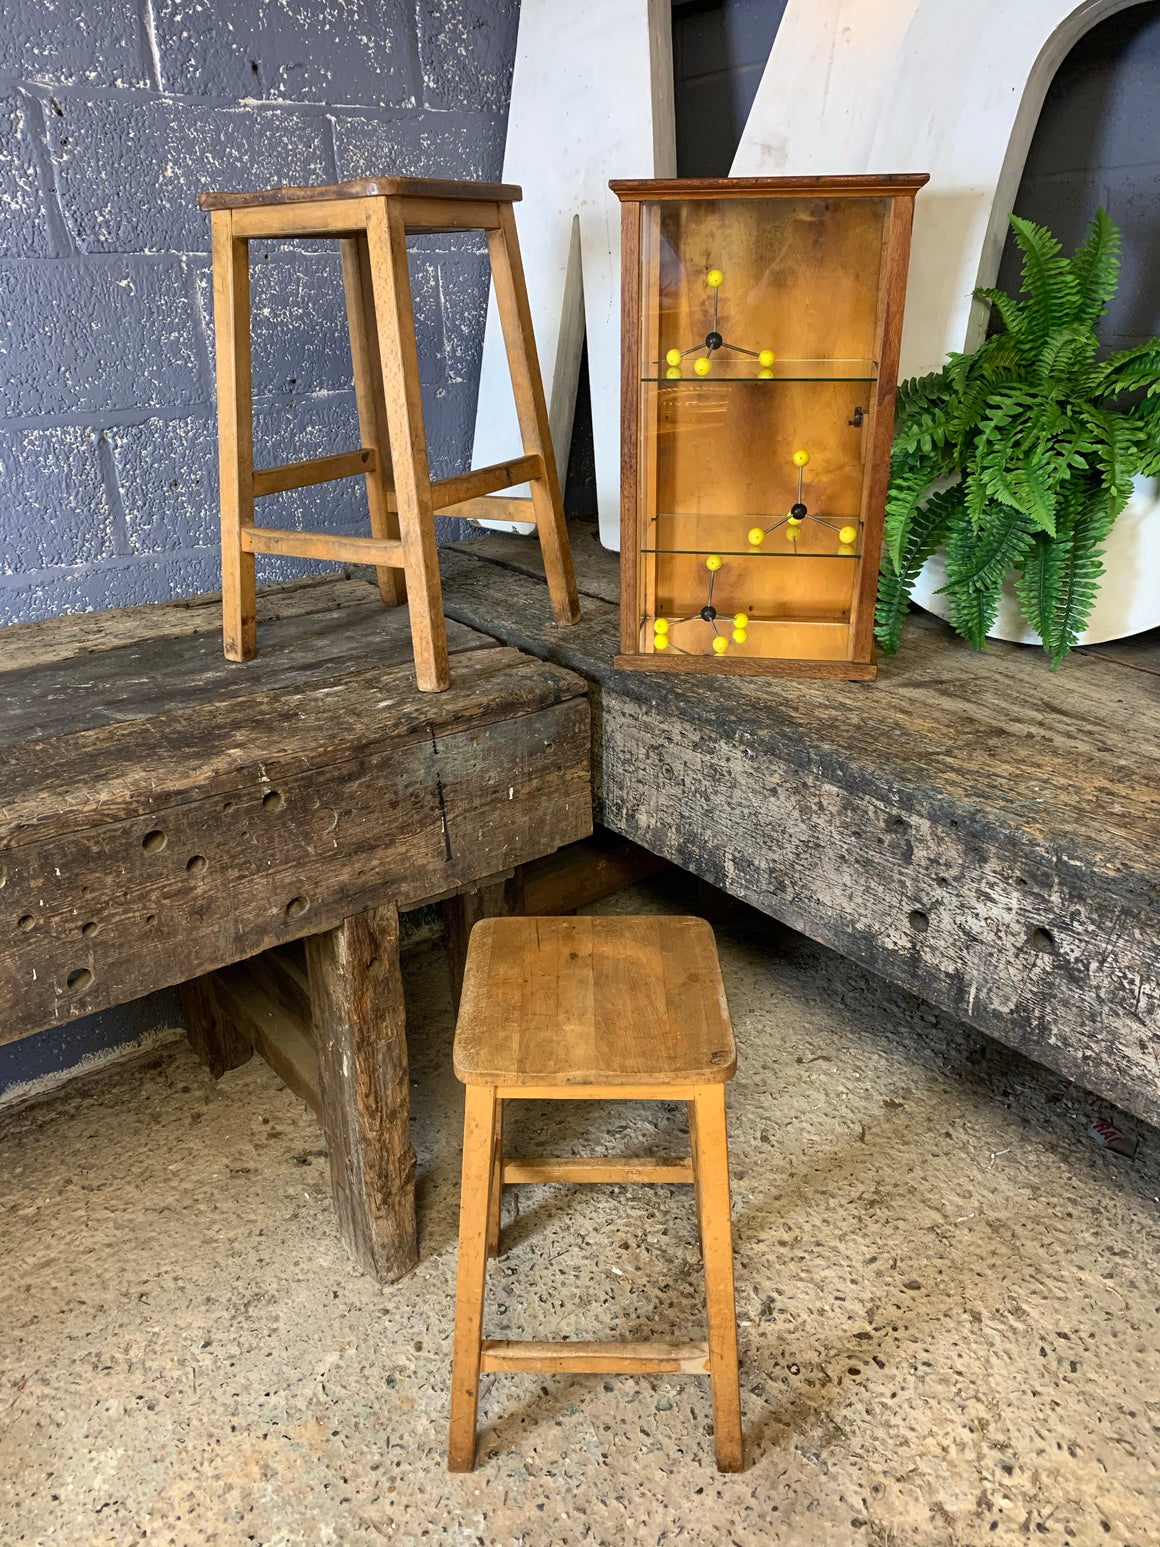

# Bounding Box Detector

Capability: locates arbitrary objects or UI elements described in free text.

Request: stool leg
[687,1100,704,1257]
[341,234,407,608]
[210,210,256,660]
[449,1083,498,1471]
[692,1083,743,1472]
[485,205,581,628]
[365,199,450,692]
[487,1098,504,1258]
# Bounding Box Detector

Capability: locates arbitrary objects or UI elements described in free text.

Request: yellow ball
[712,635,729,655]
[838,544,854,556]
[666,366,682,379]
[707,269,724,288]
[758,368,774,379]
[653,616,669,634]
[705,553,722,571]
[666,348,682,366]
[786,513,803,526]
[786,524,800,540]
[839,525,857,546]
[694,357,712,377]
[733,612,748,627]
[793,449,810,468]
[747,528,765,547]
[732,628,748,644]
[758,349,775,367]
[653,633,669,650]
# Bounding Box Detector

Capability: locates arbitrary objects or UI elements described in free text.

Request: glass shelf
[643,547,861,558]
[644,357,878,383]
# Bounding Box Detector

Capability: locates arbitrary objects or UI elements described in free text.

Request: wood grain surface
[1,580,591,1043]
[453,915,736,1086]
[439,530,1160,1126]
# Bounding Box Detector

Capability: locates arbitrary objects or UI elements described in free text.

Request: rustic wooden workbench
[0,576,591,1280]
[438,524,1160,1129]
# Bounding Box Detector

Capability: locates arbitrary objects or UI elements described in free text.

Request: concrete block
[0,425,114,574]
[193,247,354,399]
[0,91,53,258]
[0,551,217,625]
[1103,165,1160,342]
[46,99,335,255]
[0,257,206,418]
[0,0,150,89]
[110,395,367,559]
[332,108,499,183]
[418,0,518,113]
[152,0,415,107]
[407,238,490,389]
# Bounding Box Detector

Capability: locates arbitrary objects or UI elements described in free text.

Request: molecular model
[651,449,859,659]
[663,267,776,378]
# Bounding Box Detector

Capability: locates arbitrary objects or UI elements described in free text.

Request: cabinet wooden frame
[610,174,928,681]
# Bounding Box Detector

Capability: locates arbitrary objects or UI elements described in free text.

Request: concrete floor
[2,877,1158,1547]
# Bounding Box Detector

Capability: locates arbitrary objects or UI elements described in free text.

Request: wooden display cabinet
[610,175,928,680]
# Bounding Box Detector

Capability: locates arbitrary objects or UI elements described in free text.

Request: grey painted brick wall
[997,2,1160,350]
[0,0,519,1096]
[0,0,518,626]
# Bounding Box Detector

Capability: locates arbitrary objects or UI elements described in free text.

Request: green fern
[876,209,1160,667]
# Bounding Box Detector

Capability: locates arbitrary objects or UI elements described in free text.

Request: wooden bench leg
[341,233,407,609]
[693,1083,743,1472]
[442,873,525,1018]
[179,972,253,1079]
[485,204,581,629]
[449,1083,498,1471]
[305,902,418,1283]
[365,199,450,692]
[210,209,257,661]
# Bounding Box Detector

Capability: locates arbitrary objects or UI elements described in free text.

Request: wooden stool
[198,176,581,691]
[448,914,743,1473]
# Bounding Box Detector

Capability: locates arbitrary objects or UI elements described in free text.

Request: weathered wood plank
[306,903,417,1282]
[178,972,253,1079]
[213,961,321,1115]
[2,634,590,1042]
[0,574,372,674]
[437,535,1160,1127]
[0,594,490,747]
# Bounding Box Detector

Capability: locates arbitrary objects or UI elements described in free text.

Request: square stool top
[198,176,522,211]
[453,915,736,1087]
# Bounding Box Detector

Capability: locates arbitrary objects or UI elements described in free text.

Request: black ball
[790,502,808,519]
[705,331,723,351]
[700,605,717,622]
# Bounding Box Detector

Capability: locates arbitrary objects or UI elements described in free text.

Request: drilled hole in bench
[145,913,157,926]
[17,914,35,932]
[186,855,207,874]
[285,896,309,919]
[81,921,98,937]
[1029,926,1056,954]
[67,967,93,994]
[142,830,167,852]
[262,790,284,811]
[908,909,930,935]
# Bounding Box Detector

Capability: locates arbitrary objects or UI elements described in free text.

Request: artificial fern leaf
[1041,496,1113,667]
[874,485,962,653]
[1071,206,1121,330]
[1009,215,1080,352]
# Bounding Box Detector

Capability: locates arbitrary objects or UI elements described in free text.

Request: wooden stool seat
[453,915,736,1087]
[199,176,579,691]
[448,914,743,1474]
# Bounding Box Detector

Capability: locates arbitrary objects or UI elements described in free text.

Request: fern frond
[1070,206,1121,331]
[1040,491,1114,667]
[1010,214,1081,351]
[874,484,962,653]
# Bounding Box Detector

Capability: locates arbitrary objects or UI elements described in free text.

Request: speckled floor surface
[2,877,1158,1547]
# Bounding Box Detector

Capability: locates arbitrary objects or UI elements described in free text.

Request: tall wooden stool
[448,914,742,1472]
[198,176,581,691]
